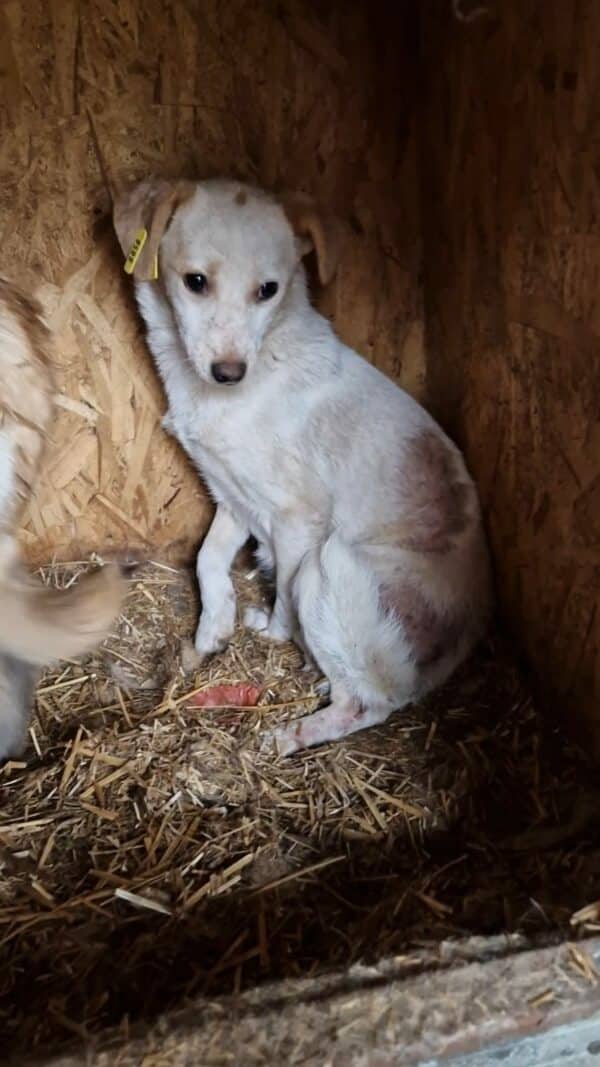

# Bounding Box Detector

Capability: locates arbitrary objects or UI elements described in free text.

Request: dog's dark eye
[184,273,207,294]
[257,281,278,301]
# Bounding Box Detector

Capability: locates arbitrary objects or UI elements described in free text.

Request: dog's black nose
[211,360,247,384]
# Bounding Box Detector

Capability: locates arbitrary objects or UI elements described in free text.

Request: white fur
[128,180,492,754]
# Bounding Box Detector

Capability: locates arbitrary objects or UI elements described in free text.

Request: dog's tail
[0,566,127,667]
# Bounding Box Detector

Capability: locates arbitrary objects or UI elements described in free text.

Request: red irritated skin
[187,683,261,709]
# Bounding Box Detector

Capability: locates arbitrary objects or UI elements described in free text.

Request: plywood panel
[0,0,423,563]
[421,0,600,741]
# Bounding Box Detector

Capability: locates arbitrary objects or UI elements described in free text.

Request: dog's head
[113,179,340,387]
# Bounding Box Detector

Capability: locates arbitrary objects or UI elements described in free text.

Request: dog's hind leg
[265,533,419,754]
[269,682,392,756]
[245,524,315,643]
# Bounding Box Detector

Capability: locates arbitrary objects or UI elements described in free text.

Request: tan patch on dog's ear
[113,178,195,281]
[282,193,341,286]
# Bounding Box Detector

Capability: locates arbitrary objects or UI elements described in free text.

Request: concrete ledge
[24,936,600,1066]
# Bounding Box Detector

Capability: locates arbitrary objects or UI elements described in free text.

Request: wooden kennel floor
[1,559,599,1058]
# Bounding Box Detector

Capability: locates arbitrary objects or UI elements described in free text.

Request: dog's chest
[167,401,292,530]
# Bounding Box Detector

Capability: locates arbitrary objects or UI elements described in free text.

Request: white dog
[114,179,492,755]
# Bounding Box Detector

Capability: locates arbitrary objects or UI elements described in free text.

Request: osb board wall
[0,0,423,563]
[421,1,600,737]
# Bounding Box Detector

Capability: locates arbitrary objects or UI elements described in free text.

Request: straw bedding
[1,558,599,1057]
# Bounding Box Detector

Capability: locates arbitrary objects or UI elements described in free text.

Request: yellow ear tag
[124,228,148,275]
[149,253,159,281]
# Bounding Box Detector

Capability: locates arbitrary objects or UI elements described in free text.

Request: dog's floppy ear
[282,193,341,286]
[113,178,194,281]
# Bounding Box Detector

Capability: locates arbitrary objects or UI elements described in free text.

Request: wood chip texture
[420,0,600,745]
[0,0,423,564]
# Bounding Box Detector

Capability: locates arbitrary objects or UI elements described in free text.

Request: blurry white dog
[114,179,492,755]
[0,278,127,761]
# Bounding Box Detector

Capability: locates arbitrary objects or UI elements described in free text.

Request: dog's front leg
[267,566,297,641]
[244,528,308,643]
[194,505,249,660]
[244,573,295,642]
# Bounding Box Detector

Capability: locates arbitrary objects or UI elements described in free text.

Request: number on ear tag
[124,228,148,275]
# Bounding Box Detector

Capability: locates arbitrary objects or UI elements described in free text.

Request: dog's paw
[193,636,229,662]
[265,616,293,642]
[193,617,233,661]
[180,639,203,673]
[258,729,278,756]
[244,606,293,643]
[261,720,305,758]
[313,677,331,699]
[243,606,270,633]
[299,650,323,676]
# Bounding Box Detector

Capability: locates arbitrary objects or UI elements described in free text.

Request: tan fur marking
[376,431,472,554]
[380,580,463,667]
[281,193,340,286]
[234,189,248,206]
[113,179,196,281]
[402,431,470,552]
